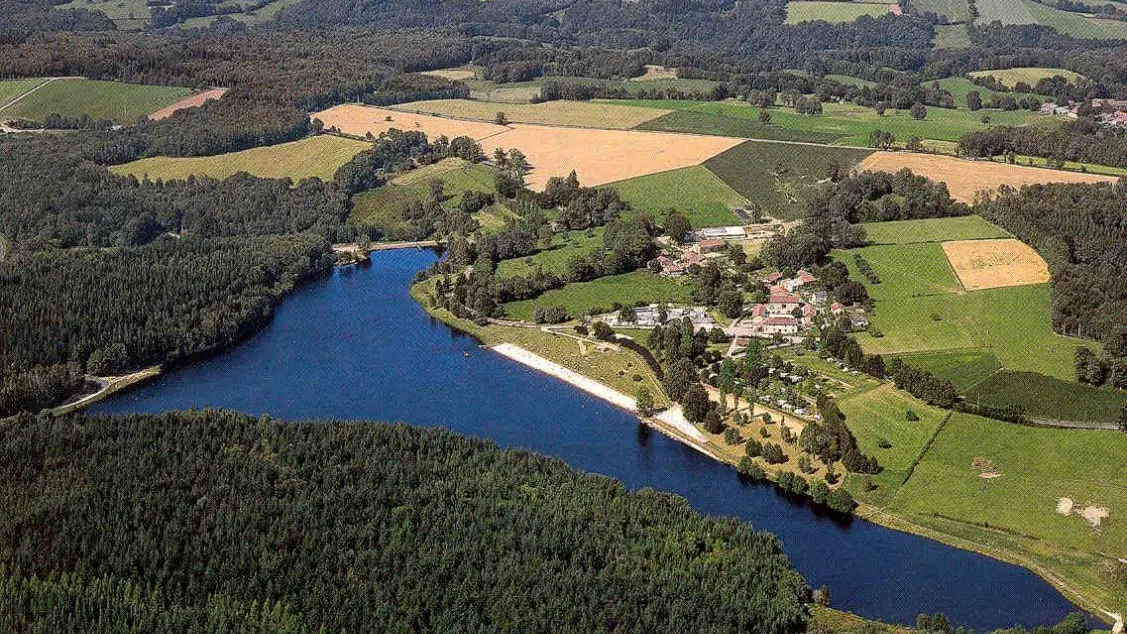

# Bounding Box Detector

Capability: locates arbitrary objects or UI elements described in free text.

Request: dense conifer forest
[0,409,812,633]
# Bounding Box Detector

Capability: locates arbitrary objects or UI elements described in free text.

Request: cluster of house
[1040,99,1127,126]
[600,305,717,330]
[655,226,747,278]
[729,270,869,342]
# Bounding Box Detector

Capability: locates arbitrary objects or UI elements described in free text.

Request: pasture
[392,98,670,129]
[839,384,950,477]
[891,412,1127,568]
[608,166,747,228]
[913,0,972,21]
[964,371,1127,423]
[496,229,606,278]
[894,349,1002,392]
[314,103,743,191]
[859,152,1117,202]
[0,79,192,123]
[110,135,371,183]
[842,243,964,299]
[784,1,890,23]
[941,238,1050,291]
[968,67,1085,88]
[55,0,149,29]
[928,77,1047,109]
[861,216,1011,245]
[637,109,842,143]
[0,79,47,109]
[931,24,972,48]
[706,141,872,219]
[974,0,1127,38]
[501,271,693,322]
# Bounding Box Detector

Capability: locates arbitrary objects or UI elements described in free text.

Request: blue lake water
[93,250,1082,630]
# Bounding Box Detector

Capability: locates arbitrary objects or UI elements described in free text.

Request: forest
[958,120,1127,169]
[0,409,812,634]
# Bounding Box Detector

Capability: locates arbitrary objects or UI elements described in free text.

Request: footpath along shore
[490,343,709,447]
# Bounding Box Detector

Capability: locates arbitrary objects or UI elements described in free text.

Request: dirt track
[860,152,1116,202]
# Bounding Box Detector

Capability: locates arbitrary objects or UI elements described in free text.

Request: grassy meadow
[861,216,1011,245]
[893,349,1003,392]
[973,0,1127,38]
[501,270,693,321]
[496,229,606,278]
[704,141,872,219]
[965,371,1127,423]
[609,166,747,228]
[784,1,890,23]
[1,79,191,123]
[839,385,951,480]
[928,77,1048,109]
[0,78,47,108]
[968,67,1085,88]
[932,24,972,48]
[637,109,843,143]
[111,135,371,182]
[55,0,150,29]
[393,99,668,129]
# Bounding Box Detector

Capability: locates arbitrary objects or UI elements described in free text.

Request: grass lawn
[1,79,191,123]
[861,216,1011,245]
[496,228,606,278]
[836,243,964,299]
[705,141,872,220]
[0,78,47,108]
[393,99,669,130]
[887,412,1127,611]
[893,349,1003,392]
[839,384,950,480]
[968,67,1086,88]
[110,135,371,182]
[617,98,1039,146]
[55,0,150,29]
[501,270,694,321]
[965,371,1127,423]
[608,166,747,228]
[932,24,972,48]
[784,1,890,23]
[636,109,842,143]
[927,77,1048,109]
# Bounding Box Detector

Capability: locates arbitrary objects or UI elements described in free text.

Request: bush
[810,481,830,505]
[905,409,919,421]
[724,427,742,445]
[737,457,767,480]
[745,438,763,458]
[877,438,892,449]
[827,488,856,513]
[591,321,615,341]
[775,471,809,496]
[762,442,787,464]
[533,306,569,324]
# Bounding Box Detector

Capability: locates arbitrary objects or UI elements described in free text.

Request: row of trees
[958,119,1127,169]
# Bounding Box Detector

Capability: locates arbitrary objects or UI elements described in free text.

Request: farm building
[695,226,747,241]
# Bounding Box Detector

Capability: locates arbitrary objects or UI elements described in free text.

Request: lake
[93,249,1082,630]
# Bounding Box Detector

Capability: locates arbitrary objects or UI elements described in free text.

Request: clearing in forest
[784,1,890,23]
[859,152,1116,202]
[422,68,477,81]
[941,238,1050,291]
[312,104,742,191]
[968,67,1085,88]
[389,98,671,129]
[148,88,228,120]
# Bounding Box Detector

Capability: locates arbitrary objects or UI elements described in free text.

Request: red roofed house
[768,292,801,316]
[830,302,844,316]
[698,238,727,254]
[764,272,784,283]
[763,316,800,335]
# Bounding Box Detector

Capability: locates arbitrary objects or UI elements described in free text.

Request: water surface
[94,250,1082,630]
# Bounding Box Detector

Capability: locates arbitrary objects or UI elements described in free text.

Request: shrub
[877,438,892,449]
[724,427,741,445]
[810,481,830,505]
[762,442,787,464]
[533,306,569,324]
[905,409,919,421]
[737,457,767,480]
[745,438,763,458]
[827,488,856,513]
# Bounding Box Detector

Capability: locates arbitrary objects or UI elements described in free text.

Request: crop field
[859,152,1117,202]
[392,99,671,129]
[496,229,606,278]
[608,166,747,228]
[862,216,1011,245]
[928,77,1047,109]
[894,349,1003,392]
[0,79,192,123]
[966,371,1127,423]
[968,67,1085,88]
[110,135,371,183]
[636,109,842,143]
[891,412,1127,564]
[974,0,1127,38]
[941,238,1050,291]
[149,88,227,120]
[705,141,872,219]
[784,1,890,23]
[617,99,1038,146]
[501,271,693,322]
[315,103,742,191]
[0,79,47,108]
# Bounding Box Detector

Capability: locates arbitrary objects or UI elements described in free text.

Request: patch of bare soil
[149,88,227,121]
[972,456,1002,479]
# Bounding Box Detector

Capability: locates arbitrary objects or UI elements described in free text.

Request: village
[1040,97,1127,127]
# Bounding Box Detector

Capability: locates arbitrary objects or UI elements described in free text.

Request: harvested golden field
[859,152,1116,202]
[630,65,678,81]
[942,238,1050,290]
[390,98,671,129]
[314,104,508,141]
[149,88,227,120]
[312,103,743,190]
[421,68,476,81]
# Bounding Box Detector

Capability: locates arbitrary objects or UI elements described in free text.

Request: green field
[861,216,1011,245]
[111,135,371,182]
[839,385,951,478]
[893,349,1003,392]
[968,67,1086,88]
[784,1,890,23]
[965,371,1127,423]
[0,79,192,123]
[501,270,694,321]
[496,229,606,278]
[932,24,972,49]
[636,109,843,143]
[889,413,1127,592]
[825,75,879,89]
[914,0,973,21]
[178,0,306,27]
[704,141,872,219]
[928,77,1048,109]
[617,99,1039,146]
[56,0,150,29]
[841,243,963,299]
[0,79,46,108]
[974,0,1127,38]
[608,166,747,228]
